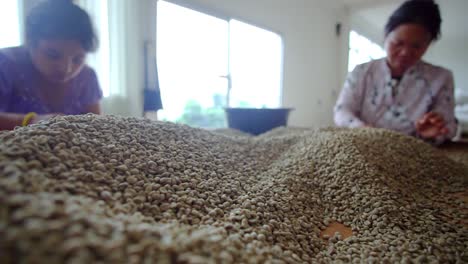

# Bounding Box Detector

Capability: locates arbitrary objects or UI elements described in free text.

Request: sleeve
[81,68,103,107]
[333,65,366,128]
[431,71,457,144]
[0,56,13,112]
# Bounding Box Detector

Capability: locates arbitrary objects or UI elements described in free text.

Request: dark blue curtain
[143,42,163,112]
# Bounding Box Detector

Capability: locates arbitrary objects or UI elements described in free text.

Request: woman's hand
[415,112,449,139]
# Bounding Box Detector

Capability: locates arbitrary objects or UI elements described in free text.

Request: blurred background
[1,0,466,131]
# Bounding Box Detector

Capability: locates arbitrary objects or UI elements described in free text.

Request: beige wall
[425,36,468,95]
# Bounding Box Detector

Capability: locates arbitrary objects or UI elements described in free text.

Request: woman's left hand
[415,112,449,139]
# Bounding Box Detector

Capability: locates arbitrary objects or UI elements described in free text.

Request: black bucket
[225,108,294,135]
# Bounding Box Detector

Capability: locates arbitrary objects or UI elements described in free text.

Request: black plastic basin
[225,108,294,135]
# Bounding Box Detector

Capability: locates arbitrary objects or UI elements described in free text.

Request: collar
[380,58,424,84]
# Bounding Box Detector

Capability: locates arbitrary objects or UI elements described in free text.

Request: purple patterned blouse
[0,46,102,115]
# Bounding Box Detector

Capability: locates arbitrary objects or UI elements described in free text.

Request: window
[76,0,112,97]
[0,0,21,48]
[229,19,283,109]
[156,1,228,127]
[348,30,386,72]
[156,0,283,128]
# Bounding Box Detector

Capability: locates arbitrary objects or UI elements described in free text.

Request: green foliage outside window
[176,100,226,128]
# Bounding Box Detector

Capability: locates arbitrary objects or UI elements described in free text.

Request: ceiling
[339,0,468,39]
[340,0,401,8]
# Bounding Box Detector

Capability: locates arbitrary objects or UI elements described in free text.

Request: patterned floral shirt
[334,58,456,144]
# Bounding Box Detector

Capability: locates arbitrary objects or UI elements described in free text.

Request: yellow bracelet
[22,112,37,127]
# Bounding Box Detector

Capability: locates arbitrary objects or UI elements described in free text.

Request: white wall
[425,36,468,95]
[162,0,348,127]
[350,15,384,46]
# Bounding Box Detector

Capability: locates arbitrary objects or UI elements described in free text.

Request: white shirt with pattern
[334,58,456,144]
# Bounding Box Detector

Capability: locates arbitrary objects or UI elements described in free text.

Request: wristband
[22,112,37,127]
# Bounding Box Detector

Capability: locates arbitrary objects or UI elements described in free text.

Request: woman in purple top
[0,0,102,130]
[334,0,456,145]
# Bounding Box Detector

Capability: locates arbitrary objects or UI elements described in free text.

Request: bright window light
[156,0,283,128]
[0,0,21,48]
[229,19,283,109]
[76,0,111,97]
[348,30,386,72]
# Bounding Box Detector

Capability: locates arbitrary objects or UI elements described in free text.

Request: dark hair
[26,0,98,52]
[385,0,442,41]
